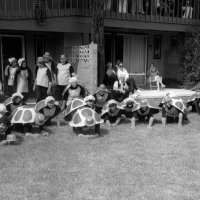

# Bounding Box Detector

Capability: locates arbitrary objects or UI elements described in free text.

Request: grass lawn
[1,112,200,200]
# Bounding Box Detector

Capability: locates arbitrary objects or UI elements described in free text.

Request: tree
[182,29,200,89]
[91,0,105,85]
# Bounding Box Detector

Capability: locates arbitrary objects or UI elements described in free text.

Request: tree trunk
[91,0,105,85]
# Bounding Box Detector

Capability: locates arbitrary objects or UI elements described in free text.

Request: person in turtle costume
[121,97,140,128]
[93,84,112,114]
[61,77,85,111]
[101,99,125,127]
[187,92,200,115]
[0,104,11,145]
[5,92,36,137]
[160,94,188,127]
[36,96,61,136]
[66,96,103,138]
[134,99,160,129]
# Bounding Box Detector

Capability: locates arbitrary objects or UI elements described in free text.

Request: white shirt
[36,67,49,88]
[17,69,29,93]
[8,67,18,86]
[117,68,129,81]
[57,63,71,86]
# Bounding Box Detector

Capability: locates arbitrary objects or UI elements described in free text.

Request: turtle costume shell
[187,92,200,103]
[64,98,87,121]
[69,107,103,127]
[160,97,188,116]
[11,105,45,125]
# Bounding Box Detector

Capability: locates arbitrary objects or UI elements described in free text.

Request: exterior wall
[147,31,182,81]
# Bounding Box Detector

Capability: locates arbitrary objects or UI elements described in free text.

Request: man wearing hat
[43,52,57,98]
[93,84,112,114]
[61,77,85,111]
[161,94,188,127]
[34,57,52,102]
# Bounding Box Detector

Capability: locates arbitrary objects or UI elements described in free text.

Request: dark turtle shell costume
[69,107,103,127]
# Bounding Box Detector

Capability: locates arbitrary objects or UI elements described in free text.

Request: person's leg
[95,124,100,135]
[148,116,154,129]
[178,113,183,127]
[35,86,43,103]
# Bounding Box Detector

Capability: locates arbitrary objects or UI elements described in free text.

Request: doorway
[0,35,25,93]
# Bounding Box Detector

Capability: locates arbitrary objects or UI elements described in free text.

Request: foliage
[181,29,200,89]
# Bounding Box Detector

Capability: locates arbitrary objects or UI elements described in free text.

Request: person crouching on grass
[37,96,61,136]
[5,92,37,137]
[160,94,188,128]
[101,99,125,128]
[69,95,103,138]
[134,99,160,129]
[121,97,140,129]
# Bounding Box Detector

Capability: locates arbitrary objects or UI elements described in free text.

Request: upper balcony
[0,0,199,32]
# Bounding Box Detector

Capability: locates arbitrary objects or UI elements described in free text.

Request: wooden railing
[0,0,199,25]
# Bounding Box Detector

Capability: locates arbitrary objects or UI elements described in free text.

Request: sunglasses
[37,62,43,64]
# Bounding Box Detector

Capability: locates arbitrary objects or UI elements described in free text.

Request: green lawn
[1,112,200,200]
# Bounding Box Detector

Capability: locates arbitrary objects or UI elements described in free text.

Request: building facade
[0,0,199,89]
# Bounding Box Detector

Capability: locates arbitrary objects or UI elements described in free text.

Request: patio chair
[149,76,158,90]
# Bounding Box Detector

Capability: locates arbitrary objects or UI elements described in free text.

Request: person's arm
[112,117,121,126]
[46,68,52,95]
[161,107,166,127]
[4,65,10,77]
[61,90,69,111]
[69,65,75,77]
[79,84,86,98]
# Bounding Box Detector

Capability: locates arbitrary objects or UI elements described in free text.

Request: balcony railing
[0,0,199,25]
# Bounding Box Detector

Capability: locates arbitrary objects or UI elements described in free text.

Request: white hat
[0,104,7,113]
[8,57,16,64]
[69,77,78,85]
[11,92,24,101]
[18,58,25,67]
[84,95,95,102]
[45,96,55,105]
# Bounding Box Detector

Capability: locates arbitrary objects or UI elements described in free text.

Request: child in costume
[15,58,33,102]
[133,99,159,129]
[56,54,75,106]
[36,96,61,136]
[34,57,52,103]
[187,92,200,115]
[4,57,18,96]
[93,84,112,114]
[61,77,85,111]
[101,99,125,127]
[5,92,38,137]
[121,97,140,128]
[0,104,11,145]
[160,94,188,127]
[68,95,103,138]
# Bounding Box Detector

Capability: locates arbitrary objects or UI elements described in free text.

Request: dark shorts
[56,85,67,100]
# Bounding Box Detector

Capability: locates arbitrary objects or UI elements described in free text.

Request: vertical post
[91,0,105,85]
